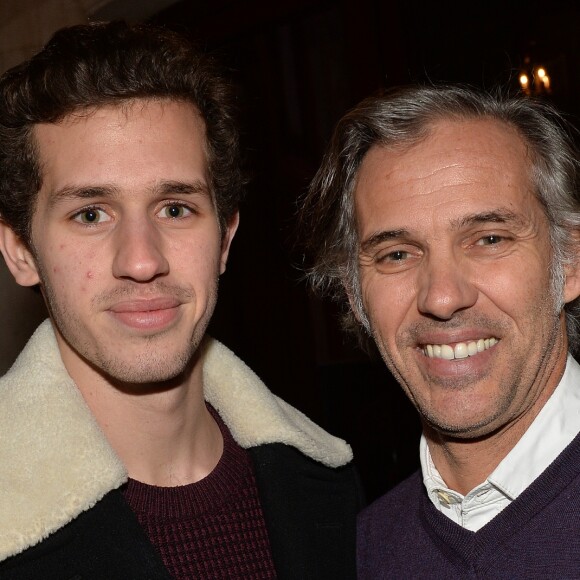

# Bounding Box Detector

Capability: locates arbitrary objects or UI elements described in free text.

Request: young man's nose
[112,219,170,282]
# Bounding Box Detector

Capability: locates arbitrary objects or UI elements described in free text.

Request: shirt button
[436,490,452,505]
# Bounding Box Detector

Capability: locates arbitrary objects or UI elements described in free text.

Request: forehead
[354,118,543,233]
[33,99,208,194]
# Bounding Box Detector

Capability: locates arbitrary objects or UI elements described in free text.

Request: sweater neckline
[421,431,580,565]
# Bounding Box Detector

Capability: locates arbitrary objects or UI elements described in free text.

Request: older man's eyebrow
[451,209,525,230]
[361,229,409,253]
[359,209,525,253]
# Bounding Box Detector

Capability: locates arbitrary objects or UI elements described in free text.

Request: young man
[0,21,361,579]
[299,85,580,577]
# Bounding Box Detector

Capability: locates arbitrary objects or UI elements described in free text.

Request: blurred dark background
[142,0,580,503]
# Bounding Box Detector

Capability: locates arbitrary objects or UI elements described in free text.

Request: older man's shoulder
[358,470,423,531]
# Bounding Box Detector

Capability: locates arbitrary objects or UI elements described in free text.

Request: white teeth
[441,345,454,360]
[423,337,498,360]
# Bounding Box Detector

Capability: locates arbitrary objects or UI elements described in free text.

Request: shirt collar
[488,353,580,498]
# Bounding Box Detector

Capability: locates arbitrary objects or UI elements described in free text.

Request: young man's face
[354,118,580,440]
[12,99,237,385]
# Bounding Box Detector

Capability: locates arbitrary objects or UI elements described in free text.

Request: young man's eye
[73,208,110,224]
[159,204,193,219]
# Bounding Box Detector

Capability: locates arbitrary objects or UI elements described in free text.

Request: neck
[62,348,223,487]
[425,429,518,494]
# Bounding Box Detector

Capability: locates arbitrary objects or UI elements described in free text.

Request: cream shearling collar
[0,320,352,562]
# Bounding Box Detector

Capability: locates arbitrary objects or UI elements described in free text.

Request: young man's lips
[108,298,182,330]
[109,297,182,313]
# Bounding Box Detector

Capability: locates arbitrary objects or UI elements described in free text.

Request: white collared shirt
[421,354,580,531]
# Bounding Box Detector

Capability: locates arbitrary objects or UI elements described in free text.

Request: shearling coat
[0,321,362,579]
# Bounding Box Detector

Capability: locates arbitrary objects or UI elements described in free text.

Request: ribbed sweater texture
[123,406,276,579]
[358,432,580,579]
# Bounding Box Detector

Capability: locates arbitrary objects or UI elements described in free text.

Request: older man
[300,85,580,577]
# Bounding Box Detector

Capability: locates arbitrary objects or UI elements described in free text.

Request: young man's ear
[219,211,240,275]
[0,221,40,287]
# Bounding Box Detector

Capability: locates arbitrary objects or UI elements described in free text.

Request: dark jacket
[0,321,362,579]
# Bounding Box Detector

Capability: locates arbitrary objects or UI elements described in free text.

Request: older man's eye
[385,250,408,261]
[477,235,503,246]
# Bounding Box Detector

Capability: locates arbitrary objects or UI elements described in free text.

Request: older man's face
[354,119,579,440]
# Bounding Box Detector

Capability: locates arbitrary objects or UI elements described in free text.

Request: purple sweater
[358,432,580,579]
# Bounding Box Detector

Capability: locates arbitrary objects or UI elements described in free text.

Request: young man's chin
[93,348,196,388]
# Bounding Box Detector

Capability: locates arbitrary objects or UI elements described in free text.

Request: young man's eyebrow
[361,229,409,253]
[152,179,210,197]
[47,185,120,208]
[47,179,211,209]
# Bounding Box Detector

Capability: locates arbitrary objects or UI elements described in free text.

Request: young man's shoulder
[202,336,354,468]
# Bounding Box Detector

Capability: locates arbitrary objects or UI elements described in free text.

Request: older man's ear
[563,229,580,304]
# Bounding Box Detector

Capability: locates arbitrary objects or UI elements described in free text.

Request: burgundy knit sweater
[357,432,580,579]
[122,407,276,579]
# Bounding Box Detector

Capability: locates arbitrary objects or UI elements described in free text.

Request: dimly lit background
[2,0,579,503]
[150,0,580,502]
